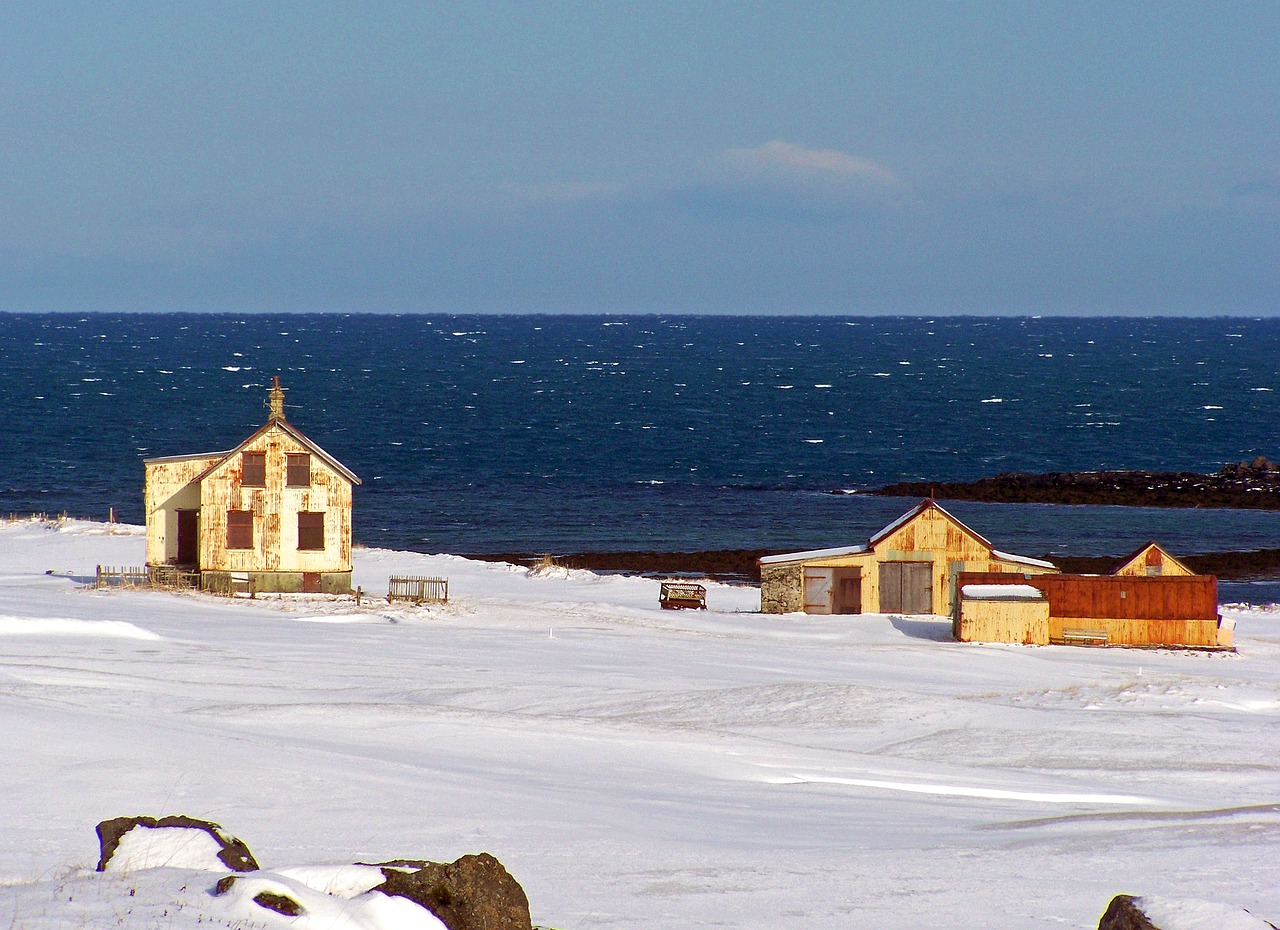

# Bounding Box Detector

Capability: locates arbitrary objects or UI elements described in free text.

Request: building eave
[759,544,870,566]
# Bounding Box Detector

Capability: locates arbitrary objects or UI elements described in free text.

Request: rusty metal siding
[956,571,1219,646]
[1113,543,1195,577]
[198,423,354,575]
[144,455,221,567]
[956,598,1050,645]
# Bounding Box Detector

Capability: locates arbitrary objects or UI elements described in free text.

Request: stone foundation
[201,571,353,595]
[760,565,803,614]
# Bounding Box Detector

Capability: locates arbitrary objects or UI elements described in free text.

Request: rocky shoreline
[461,461,1280,585]
[867,458,1280,510]
[464,547,1280,584]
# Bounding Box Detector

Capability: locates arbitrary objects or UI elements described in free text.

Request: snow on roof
[759,501,1050,568]
[758,544,869,565]
[961,584,1045,600]
[991,549,1057,570]
[868,499,993,549]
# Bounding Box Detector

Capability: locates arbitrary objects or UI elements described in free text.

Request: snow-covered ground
[2,517,1278,929]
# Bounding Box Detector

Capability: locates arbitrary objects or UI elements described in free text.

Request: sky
[1,2,1277,315]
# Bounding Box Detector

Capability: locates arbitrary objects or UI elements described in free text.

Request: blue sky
[2,2,1276,314]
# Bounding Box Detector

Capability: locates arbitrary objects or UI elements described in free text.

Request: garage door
[880,561,932,614]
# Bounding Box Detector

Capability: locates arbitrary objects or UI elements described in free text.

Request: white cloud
[721,141,906,193]
[669,140,908,223]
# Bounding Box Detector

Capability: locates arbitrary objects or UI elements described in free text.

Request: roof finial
[268,376,287,422]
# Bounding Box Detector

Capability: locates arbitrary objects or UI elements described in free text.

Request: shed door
[804,567,834,614]
[176,509,199,566]
[833,568,862,614]
[880,561,932,614]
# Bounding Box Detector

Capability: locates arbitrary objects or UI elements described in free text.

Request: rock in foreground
[1099,894,1278,930]
[372,853,533,930]
[96,814,259,873]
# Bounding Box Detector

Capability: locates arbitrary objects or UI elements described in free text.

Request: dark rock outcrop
[870,465,1280,511]
[252,890,306,917]
[95,815,259,873]
[371,853,533,930]
[1098,896,1159,930]
[212,877,306,918]
[1098,894,1279,930]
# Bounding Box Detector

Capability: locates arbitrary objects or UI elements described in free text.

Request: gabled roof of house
[1111,540,1192,576]
[869,498,991,549]
[195,417,361,485]
[758,498,1055,569]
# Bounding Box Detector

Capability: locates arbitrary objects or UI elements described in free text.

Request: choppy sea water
[2,313,1279,599]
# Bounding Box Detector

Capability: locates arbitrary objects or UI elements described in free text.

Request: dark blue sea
[3,313,1280,600]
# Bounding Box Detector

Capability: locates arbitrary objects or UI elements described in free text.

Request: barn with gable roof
[758,499,1056,616]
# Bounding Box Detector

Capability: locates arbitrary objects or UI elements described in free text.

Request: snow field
[1,517,1278,929]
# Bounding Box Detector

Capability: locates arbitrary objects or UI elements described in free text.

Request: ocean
[3,313,1280,599]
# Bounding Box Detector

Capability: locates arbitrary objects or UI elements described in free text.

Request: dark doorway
[176,510,199,566]
[880,561,932,614]
[832,568,862,614]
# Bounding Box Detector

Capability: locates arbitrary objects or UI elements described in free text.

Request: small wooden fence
[95,565,149,589]
[387,575,449,604]
[148,565,201,590]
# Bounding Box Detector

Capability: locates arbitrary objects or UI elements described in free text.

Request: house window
[298,511,325,551]
[226,510,254,549]
[287,453,311,487]
[242,452,266,487]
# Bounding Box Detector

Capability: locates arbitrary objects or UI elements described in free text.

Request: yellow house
[144,378,360,594]
[758,499,1057,615]
[1111,541,1195,577]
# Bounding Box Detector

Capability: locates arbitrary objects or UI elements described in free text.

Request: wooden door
[804,567,833,614]
[176,510,199,566]
[880,561,932,614]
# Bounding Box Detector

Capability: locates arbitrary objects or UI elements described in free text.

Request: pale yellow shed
[954,583,1051,645]
[1112,541,1195,577]
[758,499,1057,616]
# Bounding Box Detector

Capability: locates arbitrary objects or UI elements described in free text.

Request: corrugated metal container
[954,584,1050,645]
[955,571,1224,648]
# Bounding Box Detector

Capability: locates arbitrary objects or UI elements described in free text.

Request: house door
[832,568,862,614]
[880,561,932,614]
[803,568,834,614]
[176,510,199,566]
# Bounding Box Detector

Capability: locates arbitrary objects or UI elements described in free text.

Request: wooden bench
[1055,627,1109,646]
[659,582,707,610]
[388,575,449,605]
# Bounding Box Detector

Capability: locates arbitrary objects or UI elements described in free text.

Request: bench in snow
[1055,627,1109,646]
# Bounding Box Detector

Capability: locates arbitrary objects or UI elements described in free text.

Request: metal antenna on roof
[268,376,287,422]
